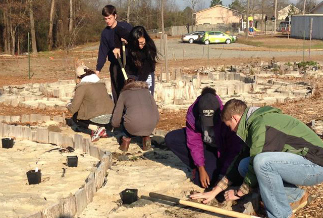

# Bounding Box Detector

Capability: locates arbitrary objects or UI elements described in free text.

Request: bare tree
[126,0,133,23]
[274,0,277,33]
[184,0,199,11]
[69,0,73,33]
[1,6,9,53]
[48,0,55,50]
[303,0,307,14]
[296,0,317,14]
[161,0,165,34]
[29,0,37,53]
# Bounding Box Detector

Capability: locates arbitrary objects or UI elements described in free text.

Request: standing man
[191,99,323,218]
[96,5,132,103]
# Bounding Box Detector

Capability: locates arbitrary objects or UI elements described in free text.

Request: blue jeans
[238,157,304,203]
[253,152,323,218]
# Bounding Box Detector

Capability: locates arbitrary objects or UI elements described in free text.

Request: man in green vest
[191,99,323,218]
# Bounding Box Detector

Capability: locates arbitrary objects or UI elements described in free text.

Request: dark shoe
[142,136,151,151]
[119,136,131,152]
[290,191,312,213]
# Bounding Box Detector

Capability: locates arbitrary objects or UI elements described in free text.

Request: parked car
[199,31,237,45]
[181,31,205,44]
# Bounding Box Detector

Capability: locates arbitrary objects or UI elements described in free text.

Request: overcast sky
[177,0,299,10]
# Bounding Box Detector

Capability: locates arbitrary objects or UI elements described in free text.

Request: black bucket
[67,155,78,167]
[26,170,42,185]
[2,138,14,149]
[120,189,138,204]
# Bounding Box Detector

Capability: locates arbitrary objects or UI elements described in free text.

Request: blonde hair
[221,99,247,121]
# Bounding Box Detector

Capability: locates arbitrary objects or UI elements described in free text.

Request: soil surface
[0,139,98,217]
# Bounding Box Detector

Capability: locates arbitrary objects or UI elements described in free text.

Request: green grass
[237,39,264,47]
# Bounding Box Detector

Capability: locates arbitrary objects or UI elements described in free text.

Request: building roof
[195,4,240,15]
[310,1,323,13]
[278,4,300,13]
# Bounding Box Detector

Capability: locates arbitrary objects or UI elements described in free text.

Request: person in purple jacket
[165,87,244,188]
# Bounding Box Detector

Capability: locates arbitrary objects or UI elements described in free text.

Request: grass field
[238,34,323,50]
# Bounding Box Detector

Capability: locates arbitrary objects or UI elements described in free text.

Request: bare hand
[190,190,217,204]
[95,70,100,76]
[198,166,210,188]
[224,189,240,201]
[113,48,121,59]
[121,38,128,44]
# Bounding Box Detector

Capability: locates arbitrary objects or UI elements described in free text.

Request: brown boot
[142,136,151,151]
[290,191,313,213]
[119,136,131,152]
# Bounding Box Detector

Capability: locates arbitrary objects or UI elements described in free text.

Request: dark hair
[77,69,96,79]
[201,87,216,96]
[127,26,157,68]
[102,5,117,16]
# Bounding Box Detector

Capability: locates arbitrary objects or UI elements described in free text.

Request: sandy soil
[0,138,98,217]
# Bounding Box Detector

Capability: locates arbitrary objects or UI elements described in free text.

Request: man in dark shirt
[96,5,132,103]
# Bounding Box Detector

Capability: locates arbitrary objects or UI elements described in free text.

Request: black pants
[110,62,126,104]
[71,113,111,135]
[165,128,219,188]
[71,113,92,135]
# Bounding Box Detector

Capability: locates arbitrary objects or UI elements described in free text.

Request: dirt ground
[1,36,323,217]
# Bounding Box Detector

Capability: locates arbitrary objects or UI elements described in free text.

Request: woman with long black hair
[126,26,158,95]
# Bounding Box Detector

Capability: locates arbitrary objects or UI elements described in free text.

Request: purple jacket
[186,95,243,175]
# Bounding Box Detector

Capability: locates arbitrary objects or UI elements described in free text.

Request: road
[155,38,323,60]
[81,37,323,60]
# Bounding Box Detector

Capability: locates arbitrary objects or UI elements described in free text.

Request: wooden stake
[149,192,261,218]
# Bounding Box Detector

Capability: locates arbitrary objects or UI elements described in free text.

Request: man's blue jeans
[238,156,316,203]
[253,152,323,218]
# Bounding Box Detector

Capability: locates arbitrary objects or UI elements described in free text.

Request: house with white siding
[194,5,241,25]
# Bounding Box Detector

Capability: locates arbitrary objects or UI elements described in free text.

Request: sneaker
[290,191,312,213]
[91,127,105,142]
[99,128,108,138]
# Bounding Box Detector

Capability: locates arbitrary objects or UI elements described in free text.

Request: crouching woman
[111,79,159,151]
[67,65,115,142]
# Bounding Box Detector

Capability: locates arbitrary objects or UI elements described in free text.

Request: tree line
[0,0,319,55]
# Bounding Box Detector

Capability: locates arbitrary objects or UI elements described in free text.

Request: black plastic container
[26,170,42,185]
[67,155,78,167]
[120,189,138,204]
[2,138,14,149]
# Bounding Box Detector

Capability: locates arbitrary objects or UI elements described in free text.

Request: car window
[209,32,216,35]
[215,32,223,36]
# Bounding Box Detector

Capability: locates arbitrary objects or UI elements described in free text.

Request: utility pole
[246,0,250,38]
[274,0,277,34]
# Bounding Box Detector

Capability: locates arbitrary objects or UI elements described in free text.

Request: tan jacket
[111,81,159,136]
[67,82,114,120]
